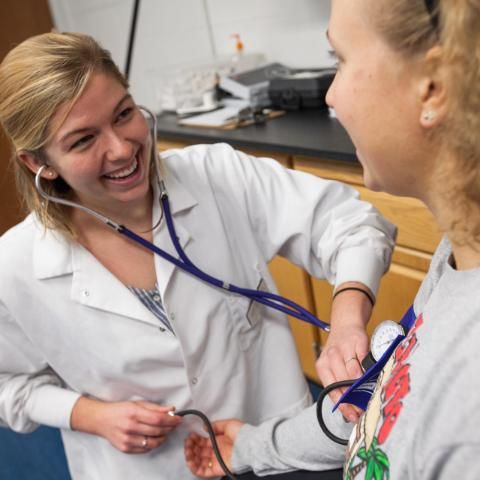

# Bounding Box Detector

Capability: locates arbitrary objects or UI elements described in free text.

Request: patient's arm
[185,401,351,477]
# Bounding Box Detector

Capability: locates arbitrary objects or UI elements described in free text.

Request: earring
[46,167,58,177]
[422,111,435,122]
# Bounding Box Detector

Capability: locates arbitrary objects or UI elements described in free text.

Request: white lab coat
[0,143,396,479]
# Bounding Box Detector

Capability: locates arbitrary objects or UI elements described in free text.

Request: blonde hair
[369,0,480,235]
[0,32,128,235]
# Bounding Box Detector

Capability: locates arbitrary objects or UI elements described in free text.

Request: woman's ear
[418,46,448,129]
[17,150,59,179]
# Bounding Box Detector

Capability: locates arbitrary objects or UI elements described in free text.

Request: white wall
[48,0,332,111]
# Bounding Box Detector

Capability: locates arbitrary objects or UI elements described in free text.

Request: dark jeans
[233,469,343,479]
[0,427,342,480]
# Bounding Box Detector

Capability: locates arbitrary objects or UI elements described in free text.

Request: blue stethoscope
[35,106,330,333]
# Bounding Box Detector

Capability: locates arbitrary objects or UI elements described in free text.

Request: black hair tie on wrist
[332,287,375,307]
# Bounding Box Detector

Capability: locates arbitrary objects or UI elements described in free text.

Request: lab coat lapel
[32,166,198,325]
[33,225,74,279]
[152,166,198,298]
[33,218,161,327]
[69,242,161,326]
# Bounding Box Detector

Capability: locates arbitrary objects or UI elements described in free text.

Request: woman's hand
[316,283,372,423]
[70,397,182,453]
[316,322,368,422]
[184,419,244,478]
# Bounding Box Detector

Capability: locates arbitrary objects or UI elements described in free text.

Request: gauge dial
[370,320,405,361]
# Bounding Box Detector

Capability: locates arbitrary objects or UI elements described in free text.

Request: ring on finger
[208,461,213,468]
[141,436,149,448]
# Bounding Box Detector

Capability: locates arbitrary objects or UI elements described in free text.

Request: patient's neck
[445,212,480,270]
[449,241,480,271]
[424,159,480,271]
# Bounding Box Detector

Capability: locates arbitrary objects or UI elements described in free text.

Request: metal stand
[124,0,140,80]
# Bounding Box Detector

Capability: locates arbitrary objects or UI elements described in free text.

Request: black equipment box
[268,68,336,110]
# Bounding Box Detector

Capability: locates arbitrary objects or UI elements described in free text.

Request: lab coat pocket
[246,278,269,327]
[228,276,267,351]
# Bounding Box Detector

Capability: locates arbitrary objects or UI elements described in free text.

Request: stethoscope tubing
[119,201,330,330]
[160,195,330,330]
[174,409,237,479]
[34,105,330,332]
[316,379,355,446]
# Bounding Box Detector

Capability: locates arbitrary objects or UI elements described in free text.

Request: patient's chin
[362,170,384,193]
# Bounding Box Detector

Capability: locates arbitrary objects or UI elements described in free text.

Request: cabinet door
[269,257,320,381]
[368,260,424,330]
[309,278,334,355]
[357,186,440,254]
[0,0,54,235]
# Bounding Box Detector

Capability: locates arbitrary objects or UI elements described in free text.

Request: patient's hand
[316,322,367,422]
[184,419,243,478]
[316,284,371,423]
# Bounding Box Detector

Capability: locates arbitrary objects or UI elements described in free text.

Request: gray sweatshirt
[233,237,480,478]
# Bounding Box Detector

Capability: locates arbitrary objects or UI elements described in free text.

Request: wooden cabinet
[0,0,54,235]
[158,139,195,151]
[269,257,320,381]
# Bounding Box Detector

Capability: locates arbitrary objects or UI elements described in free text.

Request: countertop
[156,109,357,163]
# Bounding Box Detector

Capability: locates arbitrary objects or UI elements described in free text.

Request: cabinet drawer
[158,139,195,151]
[357,186,441,254]
[237,148,291,167]
[158,141,291,168]
[294,156,441,255]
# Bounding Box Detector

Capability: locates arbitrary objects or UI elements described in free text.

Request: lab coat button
[191,377,198,385]
[82,289,90,297]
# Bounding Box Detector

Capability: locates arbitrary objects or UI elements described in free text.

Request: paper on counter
[178,98,250,128]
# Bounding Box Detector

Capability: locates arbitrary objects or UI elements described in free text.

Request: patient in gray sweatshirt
[186,237,480,479]
[185,0,480,476]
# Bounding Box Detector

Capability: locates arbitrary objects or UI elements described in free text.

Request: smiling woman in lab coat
[0,32,395,479]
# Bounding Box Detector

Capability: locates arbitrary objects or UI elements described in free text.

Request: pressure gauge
[371,320,406,361]
[361,320,406,371]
